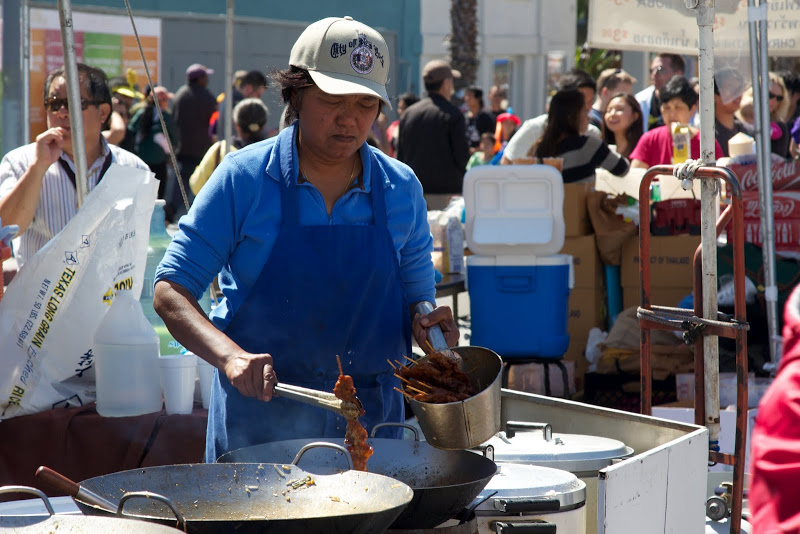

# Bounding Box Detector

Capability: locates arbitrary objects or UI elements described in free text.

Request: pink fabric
[629,125,723,167]
[750,285,800,533]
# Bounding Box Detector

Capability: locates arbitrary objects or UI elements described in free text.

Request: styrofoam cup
[196,357,215,409]
[158,354,197,415]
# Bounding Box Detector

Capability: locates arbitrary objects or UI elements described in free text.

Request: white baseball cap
[289,16,391,108]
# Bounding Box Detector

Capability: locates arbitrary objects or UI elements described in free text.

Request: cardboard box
[652,403,758,473]
[620,234,700,288]
[564,182,592,237]
[569,288,606,337]
[560,234,604,289]
[506,358,576,398]
[622,285,693,310]
[563,334,589,391]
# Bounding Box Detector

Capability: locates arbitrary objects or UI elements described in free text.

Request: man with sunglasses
[0,63,148,267]
[635,53,686,133]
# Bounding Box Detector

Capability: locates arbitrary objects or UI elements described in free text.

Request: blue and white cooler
[463,164,573,358]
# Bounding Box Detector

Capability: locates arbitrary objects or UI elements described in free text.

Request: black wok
[217,423,497,529]
[72,463,413,534]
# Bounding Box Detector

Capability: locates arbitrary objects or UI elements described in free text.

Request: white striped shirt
[0,138,149,266]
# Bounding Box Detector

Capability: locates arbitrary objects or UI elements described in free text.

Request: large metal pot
[471,464,587,534]
[0,486,181,533]
[217,423,497,529]
[407,302,502,450]
[406,346,503,450]
[72,463,413,533]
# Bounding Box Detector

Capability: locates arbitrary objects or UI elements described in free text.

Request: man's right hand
[223,350,277,402]
[34,128,66,170]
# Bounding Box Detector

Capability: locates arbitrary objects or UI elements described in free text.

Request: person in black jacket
[169,63,217,221]
[397,60,469,210]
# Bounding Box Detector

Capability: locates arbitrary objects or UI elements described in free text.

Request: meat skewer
[333,356,373,472]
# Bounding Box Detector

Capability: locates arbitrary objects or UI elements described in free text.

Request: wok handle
[292,442,354,471]
[414,301,449,352]
[493,520,557,533]
[370,422,420,441]
[35,466,117,513]
[0,486,55,515]
[119,491,187,531]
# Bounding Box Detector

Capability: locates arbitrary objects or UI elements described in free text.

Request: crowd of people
[10,50,798,242]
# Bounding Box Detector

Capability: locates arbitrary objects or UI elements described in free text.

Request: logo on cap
[350,44,374,75]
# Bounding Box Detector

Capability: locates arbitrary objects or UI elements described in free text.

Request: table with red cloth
[0,403,207,501]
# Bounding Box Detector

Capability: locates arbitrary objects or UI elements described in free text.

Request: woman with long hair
[530,90,629,183]
[602,93,644,158]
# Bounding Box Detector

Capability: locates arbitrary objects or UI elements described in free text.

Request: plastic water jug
[94,289,163,417]
[141,199,212,354]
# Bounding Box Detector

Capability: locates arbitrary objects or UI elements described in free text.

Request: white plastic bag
[0,164,156,419]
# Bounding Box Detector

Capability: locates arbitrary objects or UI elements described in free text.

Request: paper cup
[158,354,197,415]
[196,357,215,409]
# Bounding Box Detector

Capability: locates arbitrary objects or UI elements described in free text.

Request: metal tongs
[415,301,463,369]
[274,383,363,420]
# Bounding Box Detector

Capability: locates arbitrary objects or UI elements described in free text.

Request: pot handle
[0,486,55,515]
[506,421,552,442]
[496,497,561,514]
[370,422,420,441]
[292,442,354,471]
[493,520,557,533]
[414,301,450,352]
[118,491,186,531]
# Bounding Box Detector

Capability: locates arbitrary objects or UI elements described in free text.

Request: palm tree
[449,0,478,89]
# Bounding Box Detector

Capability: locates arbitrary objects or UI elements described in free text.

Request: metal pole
[223,0,234,154]
[2,0,22,156]
[57,0,89,207]
[22,0,31,145]
[755,1,781,370]
[696,0,720,448]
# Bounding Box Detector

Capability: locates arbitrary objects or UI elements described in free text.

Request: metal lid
[473,464,586,513]
[481,422,633,474]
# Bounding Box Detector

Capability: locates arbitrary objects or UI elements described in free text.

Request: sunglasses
[44,96,101,113]
[769,92,784,102]
[650,66,665,75]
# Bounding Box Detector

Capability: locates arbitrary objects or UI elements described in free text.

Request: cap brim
[308,70,392,109]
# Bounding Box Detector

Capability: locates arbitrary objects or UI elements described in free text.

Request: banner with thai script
[588,0,800,56]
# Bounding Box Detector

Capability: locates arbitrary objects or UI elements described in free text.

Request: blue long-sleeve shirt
[155,123,435,331]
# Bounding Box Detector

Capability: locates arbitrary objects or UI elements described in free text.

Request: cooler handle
[496,497,561,513]
[495,270,536,293]
[493,520,557,533]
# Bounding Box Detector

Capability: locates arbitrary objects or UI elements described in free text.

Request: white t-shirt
[503,114,602,162]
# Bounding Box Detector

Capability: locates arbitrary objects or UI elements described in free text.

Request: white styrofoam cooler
[464,164,565,256]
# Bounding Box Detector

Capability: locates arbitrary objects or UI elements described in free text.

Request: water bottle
[94,289,162,417]
[141,199,181,355]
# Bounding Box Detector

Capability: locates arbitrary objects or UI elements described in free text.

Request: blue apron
[205,147,410,462]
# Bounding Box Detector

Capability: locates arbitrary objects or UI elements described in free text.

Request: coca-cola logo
[774,199,799,218]
[730,160,800,191]
[744,197,799,218]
